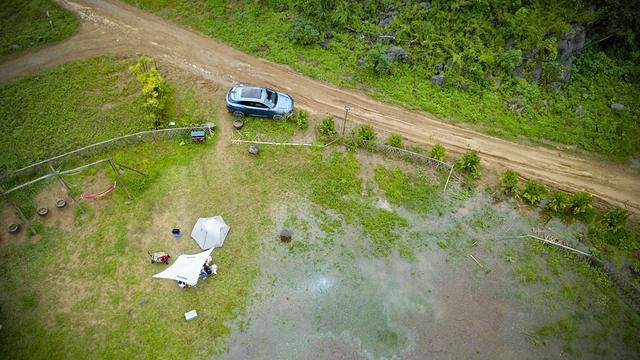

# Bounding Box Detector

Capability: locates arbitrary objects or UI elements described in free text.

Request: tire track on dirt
[1,0,638,215]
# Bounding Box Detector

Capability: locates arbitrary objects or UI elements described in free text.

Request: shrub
[386,134,403,148]
[600,207,629,231]
[317,116,336,139]
[589,208,638,249]
[129,56,171,128]
[453,151,481,179]
[353,124,377,148]
[499,170,519,195]
[287,18,320,45]
[545,191,570,214]
[362,44,393,75]
[519,180,548,206]
[428,144,447,161]
[568,191,593,218]
[295,109,308,129]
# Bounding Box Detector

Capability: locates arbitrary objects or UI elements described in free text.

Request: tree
[130,56,171,129]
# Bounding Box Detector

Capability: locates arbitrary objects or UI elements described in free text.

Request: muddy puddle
[219,192,597,359]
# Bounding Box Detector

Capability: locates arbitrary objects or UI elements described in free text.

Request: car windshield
[265,89,277,107]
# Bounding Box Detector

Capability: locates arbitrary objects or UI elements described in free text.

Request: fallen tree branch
[526,234,591,258]
[469,254,490,273]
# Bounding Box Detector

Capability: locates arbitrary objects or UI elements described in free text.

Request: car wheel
[272,114,284,121]
[233,111,245,119]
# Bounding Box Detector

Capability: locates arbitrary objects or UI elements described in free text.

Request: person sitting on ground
[200,268,208,280]
[203,263,213,276]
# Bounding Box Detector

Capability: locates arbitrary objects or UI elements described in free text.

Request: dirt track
[1,0,638,214]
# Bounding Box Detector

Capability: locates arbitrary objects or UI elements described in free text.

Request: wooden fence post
[443,165,454,192]
[108,159,133,202]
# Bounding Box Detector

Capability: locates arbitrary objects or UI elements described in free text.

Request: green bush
[600,207,629,231]
[386,134,403,148]
[568,191,593,218]
[545,191,570,214]
[499,170,519,195]
[317,116,336,140]
[362,44,393,75]
[453,151,481,179]
[287,18,320,45]
[428,144,447,161]
[294,109,308,129]
[520,180,548,206]
[353,124,377,148]
[589,208,639,249]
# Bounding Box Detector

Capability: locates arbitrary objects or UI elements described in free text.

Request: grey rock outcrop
[611,102,624,111]
[386,46,408,62]
[431,74,445,85]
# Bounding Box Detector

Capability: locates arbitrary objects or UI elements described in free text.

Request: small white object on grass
[168,121,176,127]
[211,264,218,275]
[184,310,198,321]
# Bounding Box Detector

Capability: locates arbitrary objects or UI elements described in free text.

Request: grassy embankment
[0,0,78,59]
[125,0,639,159]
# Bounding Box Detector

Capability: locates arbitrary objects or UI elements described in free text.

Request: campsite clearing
[0,57,639,359]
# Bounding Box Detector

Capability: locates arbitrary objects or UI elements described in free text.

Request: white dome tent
[191,216,230,250]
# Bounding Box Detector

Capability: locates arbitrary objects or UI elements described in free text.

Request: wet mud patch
[222,197,554,359]
[223,188,640,359]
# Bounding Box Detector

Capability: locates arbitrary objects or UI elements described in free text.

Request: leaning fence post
[49,165,77,204]
[443,165,454,192]
[108,158,133,202]
[341,106,351,138]
[48,164,84,214]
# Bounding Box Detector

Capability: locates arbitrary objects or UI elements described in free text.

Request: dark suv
[226,85,294,119]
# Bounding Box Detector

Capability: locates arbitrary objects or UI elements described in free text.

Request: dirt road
[1,0,638,214]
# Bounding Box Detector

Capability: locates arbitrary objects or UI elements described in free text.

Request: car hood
[275,93,294,112]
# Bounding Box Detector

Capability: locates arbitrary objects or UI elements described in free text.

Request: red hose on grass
[80,182,116,200]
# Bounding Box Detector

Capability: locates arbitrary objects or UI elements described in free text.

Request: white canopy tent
[152,248,214,286]
[191,216,230,250]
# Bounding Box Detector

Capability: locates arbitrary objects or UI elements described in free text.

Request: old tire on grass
[8,223,20,234]
[233,119,244,129]
[37,207,49,216]
[56,199,67,209]
[273,114,284,121]
[233,111,245,119]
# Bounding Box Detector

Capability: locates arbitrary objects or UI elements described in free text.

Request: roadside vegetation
[497,169,640,286]
[125,0,640,159]
[0,0,78,58]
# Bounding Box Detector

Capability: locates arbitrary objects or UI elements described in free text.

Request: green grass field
[0,0,78,58]
[0,56,214,171]
[1,57,639,358]
[124,0,640,158]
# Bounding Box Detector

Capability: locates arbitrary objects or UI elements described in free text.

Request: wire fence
[230,114,464,186]
[1,125,215,184]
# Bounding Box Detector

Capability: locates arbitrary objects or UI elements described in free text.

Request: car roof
[240,87,263,99]
[232,86,266,101]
